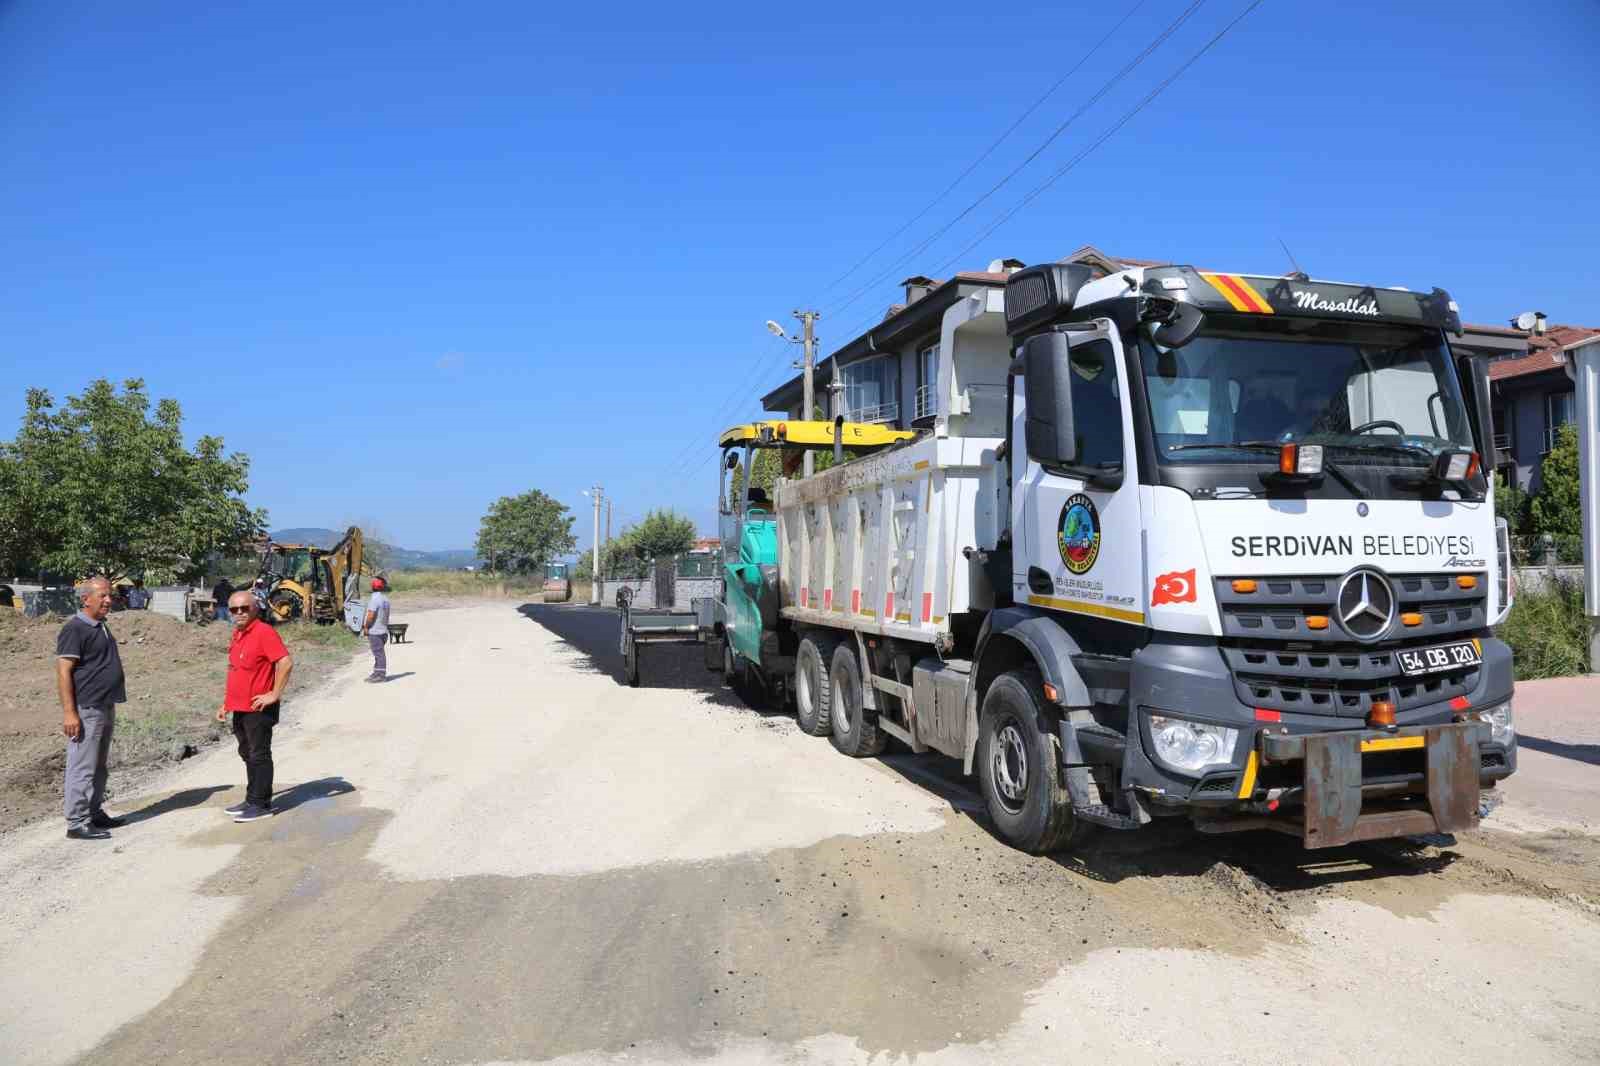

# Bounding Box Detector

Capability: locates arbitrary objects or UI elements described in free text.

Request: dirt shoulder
[0,609,361,835]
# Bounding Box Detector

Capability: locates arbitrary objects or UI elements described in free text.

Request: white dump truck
[763,261,1515,853]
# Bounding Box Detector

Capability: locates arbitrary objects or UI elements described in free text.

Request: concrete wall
[1512,565,1585,595]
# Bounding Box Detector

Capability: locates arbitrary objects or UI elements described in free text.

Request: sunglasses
[228,606,252,614]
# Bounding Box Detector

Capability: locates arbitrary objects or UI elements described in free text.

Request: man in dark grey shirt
[56,577,128,840]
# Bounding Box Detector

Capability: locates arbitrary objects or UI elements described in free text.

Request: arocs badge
[1057,494,1101,575]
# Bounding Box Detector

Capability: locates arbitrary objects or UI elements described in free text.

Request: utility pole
[589,484,603,605]
[796,309,820,476]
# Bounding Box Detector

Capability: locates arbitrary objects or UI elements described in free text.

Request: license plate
[1396,640,1481,676]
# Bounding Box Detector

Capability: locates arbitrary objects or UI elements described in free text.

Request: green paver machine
[616,419,914,689]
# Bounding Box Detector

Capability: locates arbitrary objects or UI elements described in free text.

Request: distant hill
[268,528,480,571]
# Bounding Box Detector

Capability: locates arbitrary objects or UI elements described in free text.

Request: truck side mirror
[1023,332,1078,466]
[1148,300,1204,349]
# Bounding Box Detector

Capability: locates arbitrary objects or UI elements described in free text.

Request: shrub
[1532,423,1582,538]
[1498,576,1592,680]
[1494,478,1532,535]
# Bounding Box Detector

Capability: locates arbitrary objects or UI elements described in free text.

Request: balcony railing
[915,383,937,420]
[846,401,899,425]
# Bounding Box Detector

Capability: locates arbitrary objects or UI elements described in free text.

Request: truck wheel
[793,636,835,737]
[976,668,1081,853]
[829,644,886,757]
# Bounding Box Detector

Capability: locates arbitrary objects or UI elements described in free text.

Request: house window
[841,357,899,424]
[1546,391,1575,452]
[915,342,939,420]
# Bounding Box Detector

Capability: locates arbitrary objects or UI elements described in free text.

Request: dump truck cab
[999,263,1515,844]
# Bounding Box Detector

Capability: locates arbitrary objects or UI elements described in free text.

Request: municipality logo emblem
[1058,494,1101,575]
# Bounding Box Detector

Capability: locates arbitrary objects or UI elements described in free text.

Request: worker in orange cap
[361,576,392,682]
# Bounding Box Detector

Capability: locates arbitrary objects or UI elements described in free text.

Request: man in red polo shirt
[216,590,294,822]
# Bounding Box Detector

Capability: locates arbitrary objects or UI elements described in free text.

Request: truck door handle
[1028,567,1053,594]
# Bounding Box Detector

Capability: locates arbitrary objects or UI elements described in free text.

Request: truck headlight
[1477,702,1514,745]
[1147,714,1239,774]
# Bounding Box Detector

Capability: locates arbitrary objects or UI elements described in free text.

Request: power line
[824,0,1263,349]
[814,0,1152,300]
[656,332,790,475]
[660,340,800,485]
[930,0,1267,277]
[819,0,1210,321]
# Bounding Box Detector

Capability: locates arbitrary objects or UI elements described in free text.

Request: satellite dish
[1514,311,1538,331]
[765,320,787,338]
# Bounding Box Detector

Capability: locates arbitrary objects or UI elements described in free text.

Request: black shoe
[364,674,386,683]
[90,812,127,829]
[222,801,248,816]
[233,804,274,823]
[66,826,111,840]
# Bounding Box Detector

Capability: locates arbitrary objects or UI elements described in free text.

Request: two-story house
[1485,324,1600,495]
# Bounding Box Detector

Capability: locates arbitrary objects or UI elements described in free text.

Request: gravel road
[2,602,1597,1066]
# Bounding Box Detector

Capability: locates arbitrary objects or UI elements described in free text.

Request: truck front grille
[1216,572,1486,718]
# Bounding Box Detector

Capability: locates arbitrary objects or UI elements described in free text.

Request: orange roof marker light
[1305,615,1329,630]
[1278,443,1323,476]
[1400,612,1424,627]
[1231,579,1258,594]
[1456,575,1478,590]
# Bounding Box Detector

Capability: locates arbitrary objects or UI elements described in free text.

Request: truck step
[1073,803,1142,830]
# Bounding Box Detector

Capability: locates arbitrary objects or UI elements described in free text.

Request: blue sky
[3,0,1597,552]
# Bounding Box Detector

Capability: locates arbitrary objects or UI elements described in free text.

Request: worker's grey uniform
[56,612,126,830]
[367,590,391,677]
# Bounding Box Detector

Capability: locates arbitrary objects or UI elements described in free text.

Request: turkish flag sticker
[1152,569,1197,606]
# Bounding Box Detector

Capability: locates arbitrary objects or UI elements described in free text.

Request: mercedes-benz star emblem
[1336,569,1395,642]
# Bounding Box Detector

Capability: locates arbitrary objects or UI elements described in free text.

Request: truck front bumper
[1116,634,1516,847]
[1188,721,1488,847]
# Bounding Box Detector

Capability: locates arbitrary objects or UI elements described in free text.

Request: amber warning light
[1278,443,1323,476]
[1368,700,1397,730]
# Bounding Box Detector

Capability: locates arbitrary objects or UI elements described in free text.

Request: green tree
[475,490,576,574]
[1532,423,1582,537]
[0,380,265,581]
[726,445,854,510]
[576,509,697,580]
[626,509,697,561]
[1493,475,1532,535]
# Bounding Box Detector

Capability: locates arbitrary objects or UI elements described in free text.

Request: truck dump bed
[775,434,1002,644]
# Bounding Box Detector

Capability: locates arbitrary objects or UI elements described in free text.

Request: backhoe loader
[256,526,366,631]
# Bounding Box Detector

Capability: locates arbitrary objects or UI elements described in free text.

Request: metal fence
[1509,534,1585,567]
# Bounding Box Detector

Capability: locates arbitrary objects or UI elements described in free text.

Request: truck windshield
[1138,324,1472,469]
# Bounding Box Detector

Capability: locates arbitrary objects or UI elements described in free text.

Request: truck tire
[793,635,836,737]
[829,644,886,757]
[976,668,1082,853]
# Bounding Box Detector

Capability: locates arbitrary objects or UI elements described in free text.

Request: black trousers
[232,704,280,809]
